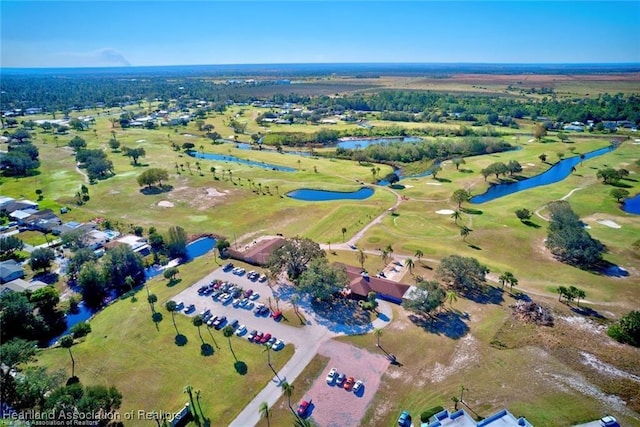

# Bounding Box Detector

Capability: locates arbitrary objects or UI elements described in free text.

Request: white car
[272,339,284,350]
[232,298,241,307]
[249,293,260,301]
[353,380,364,394]
[244,301,255,310]
[259,274,267,282]
[235,325,247,336]
[326,367,338,384]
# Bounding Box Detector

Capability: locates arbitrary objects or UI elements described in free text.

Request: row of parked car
[325,368,364,394]
[223,262,268,282]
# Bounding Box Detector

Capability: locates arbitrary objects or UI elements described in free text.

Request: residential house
[52,221,96,237]
[337,263,411,304]
[0,197,16,211]
[23,209,62,232]
[107,234,150,257]
[0,278,47,294]
[1,199,38,214]
[0,260,25,284]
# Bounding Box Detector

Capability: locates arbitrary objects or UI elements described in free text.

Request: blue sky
[2,1,639,67]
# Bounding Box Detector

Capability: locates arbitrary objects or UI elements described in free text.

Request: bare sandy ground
[157,200,174,208]
[436,209,455,215]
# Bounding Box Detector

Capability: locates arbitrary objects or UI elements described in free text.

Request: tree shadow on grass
[201,343,214,356]
[167,278,182,287]
[407,311,469,339]
[310,299,373,334]
[434,177,451,183]
[461,207,483,215]
[140,185,174,195]
[467,244,482,250]
[34,272,59,284]
[463,285,504,305]
[234,361,248,375]
[570,306,606,319]
[522,220,541,228]
[459,169,474,174]
[175,334,188,346]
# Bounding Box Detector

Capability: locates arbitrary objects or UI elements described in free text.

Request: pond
[470,145,615,204]
[185,237,217,260]
[621,193,640,215]
[336,136,422,150]
[187,150,296,172]
[48,302,97,346]
[287,187,374,201]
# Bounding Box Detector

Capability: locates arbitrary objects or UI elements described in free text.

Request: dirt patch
[157,200,174,208]
[305,340,390,427]
[596,219,621,229]
[429,334,479,383]
[169,185,230,211]
[435,209,455,215]
[580,352,640,383]
[511,300,554,326]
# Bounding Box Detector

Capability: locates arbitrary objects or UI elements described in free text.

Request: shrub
[71,321,92,338]
[421,406,445,422]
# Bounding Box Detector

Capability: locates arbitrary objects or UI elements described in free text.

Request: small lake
[621,193,640,215]
[337,137,422,150]
[186,237,216,260]
[471,145,615,204]
[287,187,374,201]
[187,150,296,172]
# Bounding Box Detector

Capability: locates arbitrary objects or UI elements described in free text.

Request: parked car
[174,301,184,310]
[244,301,255,310]
[353,380,364,394]
[235,325,247,336]
[297,399,311,418]
[239,298,248,307]
[267,336,277,346]
[244,289,253,298]
[247,330,257,341]
[260,333,272,344]
[397,411,411,427]
[202,312,213,322]
[207,316,218,327]
[223,262,234,271]
[335,373,346,387]
[232,298,241,307]
[258,306,270,316]
[249,293,260,301]
[253,332,264,343]
[344,376,355,390]
[212,315,226,329]
[600,416,619,427]
[272,339,284,350]
[271,310,282,321]
[228,319,239,330]
[326,368,338,384]
[259,274,267,282]
[253,303,265,314]
[184,304,196,314]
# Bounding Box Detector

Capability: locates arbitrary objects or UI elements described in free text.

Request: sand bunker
[426,182,443,186]
[158,201,174,208]
[206,188,227,197]
[596,219,621,229]
[527,163,536,166]
[528,138,535,143]
[436,209,455,215]
[136,139,146,143]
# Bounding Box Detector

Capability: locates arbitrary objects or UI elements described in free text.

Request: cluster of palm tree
[498,271,519,293]
[556,285,586,306]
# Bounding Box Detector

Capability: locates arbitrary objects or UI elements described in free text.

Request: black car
[212,315,227,329]
[223,262,234,271]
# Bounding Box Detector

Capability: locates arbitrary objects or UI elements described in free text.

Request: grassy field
[6,83,640,426]
[33,251,293,426]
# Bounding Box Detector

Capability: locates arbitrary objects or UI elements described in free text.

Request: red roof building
[336,262,411,304]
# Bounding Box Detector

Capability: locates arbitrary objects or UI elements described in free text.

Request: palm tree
[125,274,136,295]
[508,276,519,293]
[210,166,216,179]
[147,293,158,313]
[60,335,75,378]
[460,226,472,241]
[380,248,390,267]
[264,343,276,375]
[385,244,394,255]
[341,227,347,242]
[498,272,514,290]
[259,402,271,427]
[450,210,462,225]
[446,290,458,308]
[415,249,423,263]
[184,385,198,422]
[356,248,367,270]
[223,325,236,360]
[575,288,586,307]
[371,167,377,180]
[374,328,382,347]
[193,315,204,344]
[281,381,295,413]
[405,258,414,274]
[275,185,279,197]
[166,300,179,333]
[556,286,568,302]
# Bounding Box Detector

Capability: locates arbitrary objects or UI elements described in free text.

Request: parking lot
[171,264,297,350]
[301,340,390,427]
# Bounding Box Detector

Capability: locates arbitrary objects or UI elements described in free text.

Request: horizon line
[2,61,640,70]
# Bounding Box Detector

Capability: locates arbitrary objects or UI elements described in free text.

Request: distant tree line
[0,129,40,177]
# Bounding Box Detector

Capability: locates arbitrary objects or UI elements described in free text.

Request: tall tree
[223,325,236,361]
[374,328,382,347]
[356,248,367,270]
[451,189,471,210]
[436,255,488,293]
[192,315,204,344]
[28,248,56,273]
[281,381,295,413]
[268,237,325,281]
[414,249,423,263]
[405,258,415,274]
[259,401,271,427]
[165,300,179,334]
[297,258,348,301]
[341,227,347,242]
[59,335,76,378]
[402,280,445,316]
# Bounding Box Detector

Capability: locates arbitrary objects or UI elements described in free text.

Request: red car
[344,376,355,390]
[260,333,272,344]
[297,399,311,417]
[253,332,263,343]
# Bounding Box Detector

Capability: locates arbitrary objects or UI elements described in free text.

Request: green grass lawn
[32,252,293,426]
